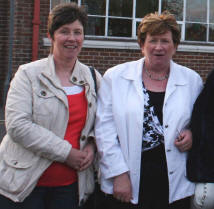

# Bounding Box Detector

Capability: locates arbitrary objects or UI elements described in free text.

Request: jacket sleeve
[5,67,71,163]
[95,71,129,179]
[197,71,214,150]
[187,70,214,180]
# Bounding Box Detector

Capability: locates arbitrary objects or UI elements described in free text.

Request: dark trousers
[99,144,190,209]
[0,182,79,209]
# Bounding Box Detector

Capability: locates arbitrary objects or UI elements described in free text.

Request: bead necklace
[144,66,169,81]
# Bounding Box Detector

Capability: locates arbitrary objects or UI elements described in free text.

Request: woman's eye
[60,30,69,34]
[162,39,169,43]
[74,30,82,35]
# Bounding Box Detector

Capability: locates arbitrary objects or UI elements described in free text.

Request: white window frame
[72,0,213,43]
[183,0,211,43]
[47,0,214,51]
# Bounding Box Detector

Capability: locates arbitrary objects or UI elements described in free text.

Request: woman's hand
[65,148,87,170]
[174,129,192,152]
[113,172,132,203]
[79,143,96,171]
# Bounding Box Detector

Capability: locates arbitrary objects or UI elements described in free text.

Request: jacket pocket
[32,88,57,128]
[0,152,34,194]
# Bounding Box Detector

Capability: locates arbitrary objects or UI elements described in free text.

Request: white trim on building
[43,38,214,53]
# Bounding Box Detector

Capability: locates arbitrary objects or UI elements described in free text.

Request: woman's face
[51,20,84,61]
[141,31,177,69]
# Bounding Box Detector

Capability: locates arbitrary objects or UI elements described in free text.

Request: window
[52,0,214,43]
[51,0,71,8]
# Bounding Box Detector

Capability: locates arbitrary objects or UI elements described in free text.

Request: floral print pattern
[142,84,165,151]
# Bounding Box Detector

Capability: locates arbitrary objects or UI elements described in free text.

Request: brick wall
[78,48,214,81]
[5,0,214,79]
[0,0,10,105]
[78,48,142,75]
[12,1,34,72]
[40,47,214,81]
[174,52,214,79]
[33,0,214,81]
[5,0,50,77]
[38,0,50,59]
[1,0,214,105]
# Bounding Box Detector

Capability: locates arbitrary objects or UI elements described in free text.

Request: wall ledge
[43,38,214,53]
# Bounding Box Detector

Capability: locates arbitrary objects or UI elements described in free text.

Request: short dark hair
[137,11,181,47]
[48,2,88,39]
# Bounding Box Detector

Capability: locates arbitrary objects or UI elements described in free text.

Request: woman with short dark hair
[0,2,101,209]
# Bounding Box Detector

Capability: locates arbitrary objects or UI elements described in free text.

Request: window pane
[52,0,69,8]
[186,0,206,22]
[210,0,214,23]
[209,24,214,42]
[185,23,206,41]
[108,18,132,37]
[161,0,183,21]
[86,17,105,36]
[81,0,106,15]
[178,23,182,32]
[109,0,132,17]
[136,0,158,18]
[136,21,140,36]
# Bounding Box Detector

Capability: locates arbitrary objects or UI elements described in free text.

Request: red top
[37,89,87,187]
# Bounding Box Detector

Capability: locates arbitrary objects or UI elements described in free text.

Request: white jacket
[95,58,203,204]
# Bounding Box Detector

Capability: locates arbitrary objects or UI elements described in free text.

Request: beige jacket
[0,55,101,203]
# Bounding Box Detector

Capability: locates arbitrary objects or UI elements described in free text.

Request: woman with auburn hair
[95,11,203,209]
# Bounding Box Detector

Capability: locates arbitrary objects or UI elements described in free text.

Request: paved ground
[0,106,6,141]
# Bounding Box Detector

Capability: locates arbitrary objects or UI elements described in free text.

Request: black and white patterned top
[142,83,165,151]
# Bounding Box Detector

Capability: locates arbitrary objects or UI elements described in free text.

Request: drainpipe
[3,0,15,106]
[32,0,40,61]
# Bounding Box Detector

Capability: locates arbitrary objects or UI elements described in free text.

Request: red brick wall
[173,52,214,80]
[79,48,214,81]
[35,0,214,81]
[7,0,50,76]
[38,0,50,59]
[40,47,214,81]
[0,0,50,105]
[0,0,10,105]
[78,48,142,75]
[7,0,214,79]
[1,0,214,105]
[12,1,34,71]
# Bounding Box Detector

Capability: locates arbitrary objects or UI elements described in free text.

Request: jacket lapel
[164,61,187,105]
[121,58,144,104]
[38,55,69,108]
[120,58,144,133]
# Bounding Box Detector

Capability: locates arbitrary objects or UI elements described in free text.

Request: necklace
[144,66,169,81]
